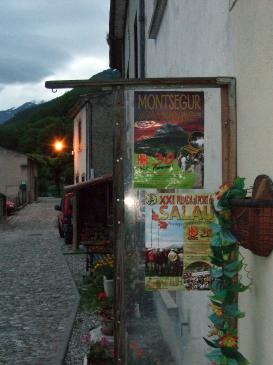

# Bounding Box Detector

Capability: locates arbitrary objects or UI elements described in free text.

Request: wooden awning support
[45,77,235,90]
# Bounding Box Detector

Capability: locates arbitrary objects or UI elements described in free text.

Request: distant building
[66,92,115,248]
[68,91,115,183]
[0,146,38,205]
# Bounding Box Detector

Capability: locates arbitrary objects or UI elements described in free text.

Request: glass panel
[122,86,222,365]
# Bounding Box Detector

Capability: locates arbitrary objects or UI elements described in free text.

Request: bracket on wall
[148,0,168,39]
[229,0,238,11]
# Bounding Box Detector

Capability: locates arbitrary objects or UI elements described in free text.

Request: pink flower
[100,336,108,346]
[81,334,90,345]
[136,348,145,358]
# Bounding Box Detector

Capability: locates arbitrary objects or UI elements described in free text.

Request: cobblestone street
[0,198,79,365]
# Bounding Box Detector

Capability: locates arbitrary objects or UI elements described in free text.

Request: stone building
[68,91,115,183]
[0,146,38,205]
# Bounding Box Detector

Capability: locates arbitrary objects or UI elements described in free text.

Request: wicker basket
[230,198,273,257]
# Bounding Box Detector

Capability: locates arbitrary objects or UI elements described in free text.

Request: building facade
[69,92,115,184]
[109,1,273,364]
[0,147,38,204]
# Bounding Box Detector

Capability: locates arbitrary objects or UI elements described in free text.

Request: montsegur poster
[145,192,214,291]
[134,91,204,189]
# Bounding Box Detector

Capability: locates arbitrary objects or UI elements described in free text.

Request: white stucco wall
[73,107,87,183]
[123,0,273,363]
[230,1,273,364]
[144,0,233,77]
[124,0,233,78]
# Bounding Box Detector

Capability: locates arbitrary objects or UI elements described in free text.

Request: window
[78,120,82,151]
[134,14,139,78]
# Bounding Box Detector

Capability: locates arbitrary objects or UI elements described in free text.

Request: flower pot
[99,308,114,322]
[99,314,113,322]
[101,317,114,336]
[103,276,114,297]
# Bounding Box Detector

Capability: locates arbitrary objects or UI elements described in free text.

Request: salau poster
[145,192,214,291]
[134,91,204,189]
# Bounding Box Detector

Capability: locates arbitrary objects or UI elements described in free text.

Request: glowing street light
[54,140,64,152]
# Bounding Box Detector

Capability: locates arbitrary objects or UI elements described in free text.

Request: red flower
[136,348,144,358]
[219,334,238,348]
[97,291,107,301]
[158,220,168,229]
[129,341,139,350]
[152,210,159,221]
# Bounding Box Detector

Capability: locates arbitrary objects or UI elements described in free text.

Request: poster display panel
[145,192,214,290]
[134,91,204,189]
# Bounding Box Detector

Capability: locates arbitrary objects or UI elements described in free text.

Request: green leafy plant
[205,177,250,365]
[92,255,114,280]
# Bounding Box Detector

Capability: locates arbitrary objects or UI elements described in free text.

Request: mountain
[0,68,121,152]
[0,68,121,196]
[0,101,41,125]
[135,123,188,155]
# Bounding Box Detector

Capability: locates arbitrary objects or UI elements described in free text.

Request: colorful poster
[134,91,204,189]
[183,223,212,290]
[145,192,214,291]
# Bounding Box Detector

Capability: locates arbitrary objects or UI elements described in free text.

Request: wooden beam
[45,77,235,90]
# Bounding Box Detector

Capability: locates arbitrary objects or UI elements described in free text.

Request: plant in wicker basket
[205,177,250,365]
[230,174,273,257]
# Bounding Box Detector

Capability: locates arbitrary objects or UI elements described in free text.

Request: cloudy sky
[0,1,110,110]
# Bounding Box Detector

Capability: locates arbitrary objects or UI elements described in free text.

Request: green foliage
[0,69,120,195]
[205,178,250,365]
[79,283,100,312]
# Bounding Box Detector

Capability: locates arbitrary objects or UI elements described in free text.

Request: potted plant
[101,319,114,336]
[87,340,114,365]
[93,255,114,296]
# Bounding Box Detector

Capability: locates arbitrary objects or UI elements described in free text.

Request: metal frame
[45,77,237,364]
[46,76,237,185]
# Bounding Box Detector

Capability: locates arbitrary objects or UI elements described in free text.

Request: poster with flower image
[145,192,215,290]
[134,91,204,189]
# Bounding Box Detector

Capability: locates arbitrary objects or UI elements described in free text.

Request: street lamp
[54,140,64,152]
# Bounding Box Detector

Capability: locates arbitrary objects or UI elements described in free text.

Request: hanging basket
[230,198,273,257]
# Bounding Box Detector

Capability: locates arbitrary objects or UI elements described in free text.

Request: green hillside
[0,69,120,196]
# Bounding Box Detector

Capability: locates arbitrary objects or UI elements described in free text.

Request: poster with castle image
[134,91,204,189]
[145,192,214,291]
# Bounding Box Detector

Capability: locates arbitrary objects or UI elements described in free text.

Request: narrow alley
[0,198,79,365]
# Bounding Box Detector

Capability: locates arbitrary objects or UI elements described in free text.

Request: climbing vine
[205,177,250,365]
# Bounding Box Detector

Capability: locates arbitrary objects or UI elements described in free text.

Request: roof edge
[64,174,113,192]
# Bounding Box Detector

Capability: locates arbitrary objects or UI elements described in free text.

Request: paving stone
[0,198,79,365]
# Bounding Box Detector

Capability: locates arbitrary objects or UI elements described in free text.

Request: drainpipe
[86,101,92,180]
[139,0,145,79]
